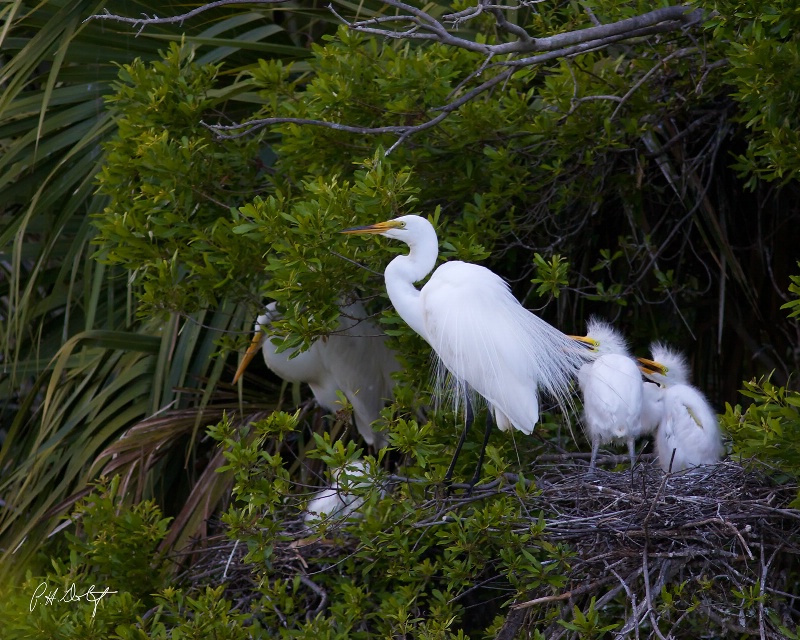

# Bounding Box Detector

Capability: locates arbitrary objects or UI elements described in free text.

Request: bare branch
[339,5,703,57]
[85,1,290,28]
[610,47,697,120]
[204,66,514,153]
[92,1,707,155]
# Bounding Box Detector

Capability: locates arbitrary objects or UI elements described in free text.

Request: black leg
[587,438,599,475]
[467,407,494,490]
[444,396,474,484]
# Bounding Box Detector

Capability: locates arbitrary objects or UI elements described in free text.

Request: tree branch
[85,1,290,29]
[337,4,703,57]
[98,1,708,154]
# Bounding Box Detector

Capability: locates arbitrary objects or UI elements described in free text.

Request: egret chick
[304,460,379,526]
[572,319,645,471]
[343,215,592,486]
[233,300,399,448]
[640,344,723,472]
[640,381,665,435]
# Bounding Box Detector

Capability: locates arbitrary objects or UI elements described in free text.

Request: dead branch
[85,1,290,30]
[334,3,702,58]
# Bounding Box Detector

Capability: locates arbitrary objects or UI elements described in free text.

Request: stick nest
[182,456,800,638]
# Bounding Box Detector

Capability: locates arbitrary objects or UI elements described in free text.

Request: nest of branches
[181,456,800,638]
[507,455,800,639]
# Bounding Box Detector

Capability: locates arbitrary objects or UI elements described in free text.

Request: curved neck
[384,225,438,341]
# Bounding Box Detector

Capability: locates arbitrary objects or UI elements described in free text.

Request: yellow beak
[637,357,668,376]
[569,335,600,349]
[232,331,265,384]
[341,220,403,235]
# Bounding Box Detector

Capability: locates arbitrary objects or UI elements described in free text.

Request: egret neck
[382,223,438,341]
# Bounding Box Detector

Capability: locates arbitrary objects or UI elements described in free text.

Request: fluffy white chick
[576,319,645,471]
[642,343,723,472]
[304,460,380,526]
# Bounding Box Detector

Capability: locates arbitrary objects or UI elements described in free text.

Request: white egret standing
[342,215,592,486]
[639,343,723,472]
[233,301,399,448]
[571,319,645,471]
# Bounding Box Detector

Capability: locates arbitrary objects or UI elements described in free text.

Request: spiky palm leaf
[0,0,319,573]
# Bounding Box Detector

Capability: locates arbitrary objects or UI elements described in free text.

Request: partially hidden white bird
[639,343,723,472]
[304,460,382,527]
[571,319,646,471]
[343,215,593,486]
[233,300,399,448]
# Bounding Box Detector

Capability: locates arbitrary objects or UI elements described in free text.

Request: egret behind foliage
[304,460,379,527]
[343,215,593,486]
[233,301,399,448]
[572,319,646,471]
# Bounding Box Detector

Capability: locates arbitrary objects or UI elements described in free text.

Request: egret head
[342,215,432,243]
[640,342,689,386]
[569,318,630,356]
[586,318,632,356]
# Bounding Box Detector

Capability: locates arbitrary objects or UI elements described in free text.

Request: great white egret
[233,301,399,448]
[639,343,723,472]
[571,319,646,471]
[342,215,593,486]
[303,460,381,526]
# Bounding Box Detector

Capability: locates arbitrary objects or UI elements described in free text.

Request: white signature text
[30,581,118,618]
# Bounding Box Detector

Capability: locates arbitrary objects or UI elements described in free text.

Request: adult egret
[304,460,381,526]
[571,319,646,471]
[233,301,399,448]
[342,215,592,486]
[639,343,723,472]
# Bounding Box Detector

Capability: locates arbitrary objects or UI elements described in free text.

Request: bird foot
[441,480,474,497]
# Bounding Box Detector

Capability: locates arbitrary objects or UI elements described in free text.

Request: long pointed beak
[569,335,599,349]
[341,220,402,235]
[637,357,668,376]
[232,332,265,384]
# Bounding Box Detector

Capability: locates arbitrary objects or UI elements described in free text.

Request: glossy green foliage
[721,376,800,505]
[2,476,255,639]
[782,264,800,318]
[94,43,264,316]
[3,477,170,636]
[205,412,572,638]
[705,0,800,185]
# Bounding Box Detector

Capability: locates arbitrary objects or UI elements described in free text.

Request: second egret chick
[304,460,380,527]
[640,344,723,472]
[573,319,645,471]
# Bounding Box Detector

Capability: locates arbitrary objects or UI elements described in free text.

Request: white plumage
[304,460,378,525]
[575,319,645,470]
[345,215,590,435]
[643,343,724,472]
[234,300,399,448]
[640,381,665,434]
